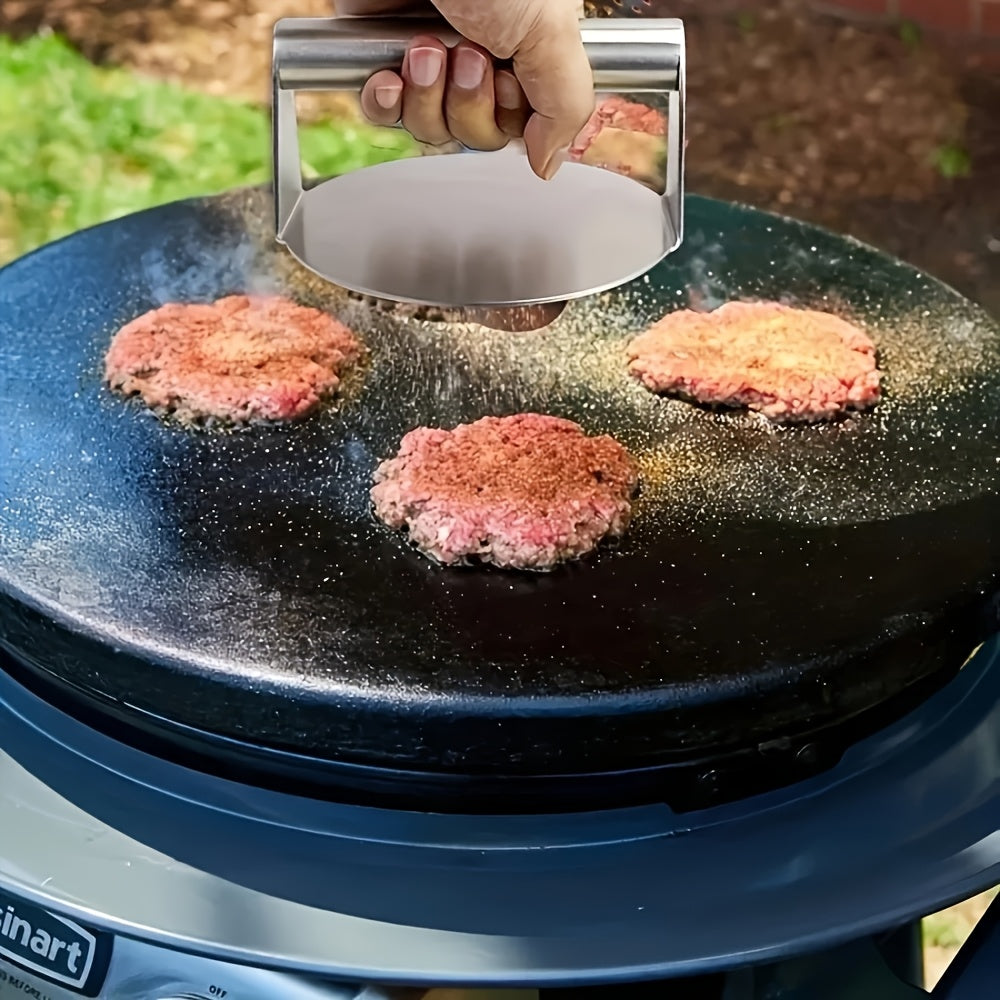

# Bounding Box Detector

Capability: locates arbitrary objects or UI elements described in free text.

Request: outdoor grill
[0,4,999,998]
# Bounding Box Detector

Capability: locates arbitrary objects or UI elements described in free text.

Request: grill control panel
[0,940,403,1000]
[0,947,536,1000]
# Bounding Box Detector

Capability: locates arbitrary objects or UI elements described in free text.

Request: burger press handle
[272,16,685,309]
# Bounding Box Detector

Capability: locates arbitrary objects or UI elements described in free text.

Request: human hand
[337,0,594,180]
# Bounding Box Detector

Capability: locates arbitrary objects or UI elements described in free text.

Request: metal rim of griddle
[0,640,998,986]
[0,630,965,814]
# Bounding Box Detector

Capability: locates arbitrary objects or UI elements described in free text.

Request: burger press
[271,16,686,308]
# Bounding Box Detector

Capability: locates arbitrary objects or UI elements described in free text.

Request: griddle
[1,187,999,811]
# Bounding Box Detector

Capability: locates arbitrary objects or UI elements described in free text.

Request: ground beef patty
[626,301,882,423]
[569,96,667,188]
[371,414,639,570]
[104,294,362,425]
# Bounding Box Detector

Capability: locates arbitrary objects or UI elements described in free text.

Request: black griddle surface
[1,189,999,790]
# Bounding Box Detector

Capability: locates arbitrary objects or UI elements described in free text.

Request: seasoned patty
[626,301,883,423]
[104,294,362,426]
[371,414,639,570]
[569,96,667,188]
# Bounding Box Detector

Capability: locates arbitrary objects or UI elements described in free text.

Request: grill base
[0,640,998,986]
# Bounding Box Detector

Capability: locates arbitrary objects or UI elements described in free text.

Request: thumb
[513,5,594,179]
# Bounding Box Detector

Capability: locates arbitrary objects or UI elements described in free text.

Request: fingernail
[375,83,401,109]
[494,72,521,109]
[409,46,444,88]
[543,146,570,181]
[453,47,487,90]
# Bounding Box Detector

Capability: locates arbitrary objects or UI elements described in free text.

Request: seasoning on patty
[371,414,639,570]
[626,301,882,423]
[104,294,362,426]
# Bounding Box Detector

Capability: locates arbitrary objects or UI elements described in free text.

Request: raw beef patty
[104,294,362,426]
[626,301,882,423]
[371,414,639,570]
[569,96,666,188]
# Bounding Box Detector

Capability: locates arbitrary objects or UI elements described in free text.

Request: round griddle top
[1,188,1000,801]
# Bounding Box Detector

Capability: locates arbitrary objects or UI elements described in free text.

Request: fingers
[358,36,528,150]
[359,69,403,127]
[494,69,530,139]
[350,0,592,175]
[444,41,508,150]
[429,0,594,178]
[399,35,451,145]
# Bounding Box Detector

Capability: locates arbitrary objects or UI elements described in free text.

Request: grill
[1,5,999,997]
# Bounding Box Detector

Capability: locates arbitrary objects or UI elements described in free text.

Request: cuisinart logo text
[0,891,109,994]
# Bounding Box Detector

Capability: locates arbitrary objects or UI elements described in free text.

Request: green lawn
[0,33,416,264]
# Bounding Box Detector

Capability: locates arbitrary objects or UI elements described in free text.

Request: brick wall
[811,0,1000,36]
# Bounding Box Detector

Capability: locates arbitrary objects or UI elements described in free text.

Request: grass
[932,141,973,180]
[923,912,967,950]
[0,33,416,265]
[922,888,999,988]
[897,18,923,51]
